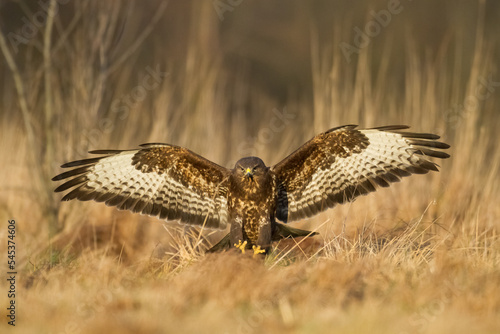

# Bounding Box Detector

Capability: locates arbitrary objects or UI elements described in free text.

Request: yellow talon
[234,240,247,254]
[252,245,265,257]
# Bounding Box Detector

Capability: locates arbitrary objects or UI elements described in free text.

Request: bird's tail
[272,222,318,241]
[206,233,231,253]
[206,223,318,253]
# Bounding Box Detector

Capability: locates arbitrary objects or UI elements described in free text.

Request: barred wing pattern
[53,144,230,229]
[272,125,450,223]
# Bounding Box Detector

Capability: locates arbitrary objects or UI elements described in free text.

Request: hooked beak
[244,168,253,180]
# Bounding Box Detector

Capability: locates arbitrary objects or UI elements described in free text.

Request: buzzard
[52,125,450,255]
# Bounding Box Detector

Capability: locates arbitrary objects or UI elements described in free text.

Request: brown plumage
[52,125,450,254]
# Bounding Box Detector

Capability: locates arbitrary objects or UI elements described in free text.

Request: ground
[0,1,499,332]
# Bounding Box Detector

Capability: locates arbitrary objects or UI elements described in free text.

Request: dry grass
[1,1,500,333]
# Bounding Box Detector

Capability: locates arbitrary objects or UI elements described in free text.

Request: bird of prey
[52,125,450,255]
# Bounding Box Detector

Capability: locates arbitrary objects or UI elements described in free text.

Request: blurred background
[0,0,499,263]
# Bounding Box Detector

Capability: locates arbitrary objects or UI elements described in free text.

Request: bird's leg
[230,219,246,253]
[234,240,247,254]
[252,245,265,257]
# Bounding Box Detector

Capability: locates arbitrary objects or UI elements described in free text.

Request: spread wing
[271,125,450,223]
[53,144,230,229]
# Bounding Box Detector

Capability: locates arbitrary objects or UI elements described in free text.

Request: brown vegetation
[0,1,499,333]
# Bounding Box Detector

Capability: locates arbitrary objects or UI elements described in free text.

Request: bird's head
[232,157,269,188]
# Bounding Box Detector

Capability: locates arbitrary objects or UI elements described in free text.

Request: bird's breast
[229,190,274,243]
[228,174,276,244]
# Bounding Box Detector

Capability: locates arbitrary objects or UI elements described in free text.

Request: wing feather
[53,144,230,229]
[272,125,450,223]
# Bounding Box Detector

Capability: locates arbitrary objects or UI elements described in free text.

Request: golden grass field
[0,1,499,333]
